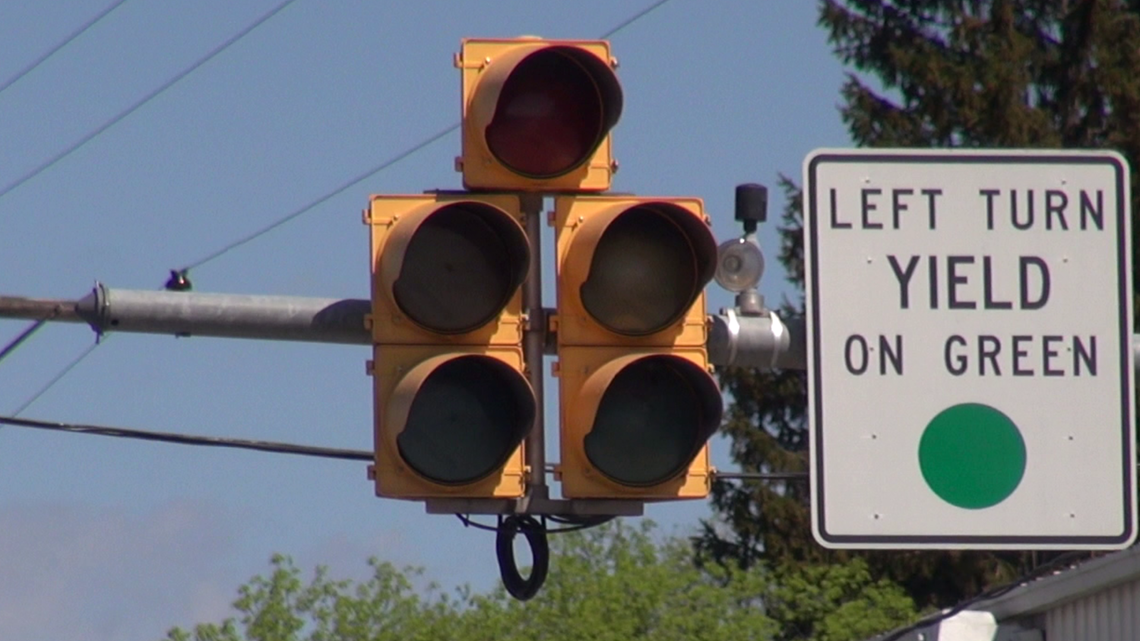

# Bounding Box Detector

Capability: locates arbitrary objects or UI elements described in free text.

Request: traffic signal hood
[552,196,723,499]
[366,194,535,499]
[457,38,622,192]
[553,196,716,346]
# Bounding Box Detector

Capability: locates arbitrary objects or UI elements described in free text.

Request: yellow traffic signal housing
[457,38,622,192]
[366,193,536,499]
[553,196,723,499]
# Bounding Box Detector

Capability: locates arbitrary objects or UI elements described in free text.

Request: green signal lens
[584,355,721,486]
[580,205,713,335]
[393,203,528,334]
[397,356,535,485]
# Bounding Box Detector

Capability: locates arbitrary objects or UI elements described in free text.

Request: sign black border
[806,152,1135,546]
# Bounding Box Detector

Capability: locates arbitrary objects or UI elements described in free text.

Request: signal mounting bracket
[424,495,644,517]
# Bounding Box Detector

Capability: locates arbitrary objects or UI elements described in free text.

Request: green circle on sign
[918,403,1026,509]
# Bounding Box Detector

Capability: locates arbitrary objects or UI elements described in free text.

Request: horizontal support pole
[5,285,1140,376]
[1,284,372,345]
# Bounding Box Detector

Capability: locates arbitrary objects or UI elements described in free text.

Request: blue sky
[0,2,850,639]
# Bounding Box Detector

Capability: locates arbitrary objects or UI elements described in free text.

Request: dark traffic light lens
[393,203,528,334]
[584,356,722,486]
[397,356,535,485]
[485,48,616,178]
[580,205,709,335]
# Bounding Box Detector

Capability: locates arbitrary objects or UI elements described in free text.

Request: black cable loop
[495,515,549,601]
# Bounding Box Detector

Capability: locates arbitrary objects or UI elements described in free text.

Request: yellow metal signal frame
[369,344,529,499]
[366,193,525,346]
[457,38,618,192]
[552,195,712,347]
[554,346,714,499]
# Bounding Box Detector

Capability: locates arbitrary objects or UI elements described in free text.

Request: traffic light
[553,196,724,499]
[456,38,622,192]
[366,193,536,499]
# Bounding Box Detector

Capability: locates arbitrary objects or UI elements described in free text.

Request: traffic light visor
[388,201,529,334]
[482,46,622,179]
[579,203,716,335]
[394,355,535,485]
[583,355,722,486]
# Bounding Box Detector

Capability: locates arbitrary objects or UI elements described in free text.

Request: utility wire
[0,300,67,365]
[0,414,373,461]
[599,0,673,38]
[177,0,677,271]
[0,0,299,202]
[180,122,459,271]
[11,338,104,417]
[0,413,816,481]
[0,319,51,364]
[0,0,130,96]
[714,471,809,481]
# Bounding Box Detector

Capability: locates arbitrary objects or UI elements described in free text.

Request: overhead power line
[11,338,104,417]
[599,0,672,38]
[0,414,373,461]
[0,0,130,96]
[0,318,52,364]
[0,413,806,483]
[177,0,676,271]
[0,0,299,202]
[181,122,459,271]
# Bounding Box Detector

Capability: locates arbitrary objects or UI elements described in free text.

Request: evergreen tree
[700,0,1140,611]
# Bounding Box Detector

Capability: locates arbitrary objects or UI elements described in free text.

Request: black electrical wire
[598,0,673,38]
[175,0,677,273]
[496,515,550,601]
[0,413,819,481]
[0,414,373,461]
[458,513,616,535]
[0,319,49,364]
[0,0,130,96]
[0,301,67,366]
[10,339,104,417]
[715,470,809,481]
[178,122,458,271]
[0,0,299,201]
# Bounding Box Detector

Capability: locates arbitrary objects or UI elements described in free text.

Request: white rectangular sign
[804,149,1135,549]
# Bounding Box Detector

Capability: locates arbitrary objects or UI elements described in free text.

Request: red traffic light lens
[584,355,722,486]
[397,356,535,485]
[580,204,716,335]
[485,48,619,179]
[392,202,528,334]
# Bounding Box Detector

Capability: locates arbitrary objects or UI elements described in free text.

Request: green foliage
[161,522,777,641]
[701,0,1140,627]
[479,521,775,641]
[162,552,463,641]
[764,559,917,641]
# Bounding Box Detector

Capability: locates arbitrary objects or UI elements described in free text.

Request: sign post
[804,149,1135,549]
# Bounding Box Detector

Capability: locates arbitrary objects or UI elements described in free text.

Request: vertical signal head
[459,38,622,191]
[553,195,723,499]
[367,194,535,499]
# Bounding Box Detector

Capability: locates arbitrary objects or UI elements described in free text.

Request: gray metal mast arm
[0,285,806,367]
[4,285,1138,374]
[0,284,372,345]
